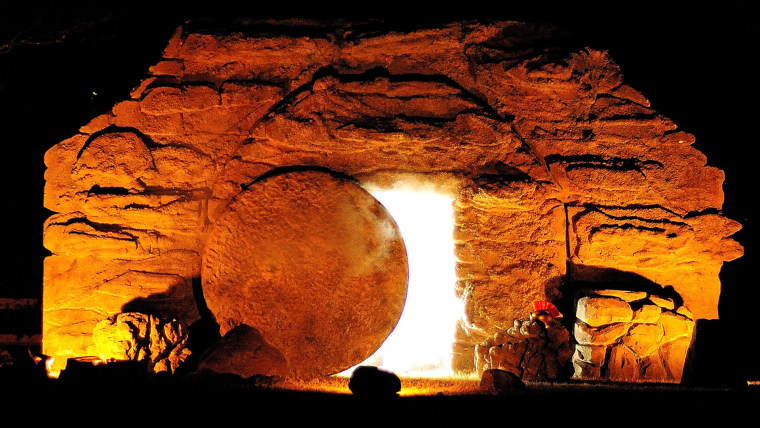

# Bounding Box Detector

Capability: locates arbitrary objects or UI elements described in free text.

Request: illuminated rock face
[475,315,573,381]
[88,312,191,374]
[42,20,742,380]
[572,289,695,383]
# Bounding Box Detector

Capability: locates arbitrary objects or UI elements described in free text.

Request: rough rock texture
[576,296,634,327]
[474,313,573,381]
[196,324,291,378]
[42,20,742,374]
[88,312,191,373]
[201,170,408,378]
[571,289,695,383]
[479,368,527,394]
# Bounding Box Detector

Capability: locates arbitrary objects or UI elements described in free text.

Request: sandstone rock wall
[42,20,742,375]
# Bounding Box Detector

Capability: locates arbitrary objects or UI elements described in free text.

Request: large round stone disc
[201,170,408,378]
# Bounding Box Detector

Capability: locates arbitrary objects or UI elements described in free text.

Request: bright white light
[343,183,461,377]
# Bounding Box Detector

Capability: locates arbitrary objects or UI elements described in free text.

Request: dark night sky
[1,1,757,381]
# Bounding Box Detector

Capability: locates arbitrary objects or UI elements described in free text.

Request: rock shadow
[121,276,221,373]
[556,264,683,330]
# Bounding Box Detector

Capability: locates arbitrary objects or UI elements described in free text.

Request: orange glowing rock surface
[572,289,695,383]
[201,171,408,378]
[42,20,742,378]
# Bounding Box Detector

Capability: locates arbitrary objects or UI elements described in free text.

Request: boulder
[201,171,409,379]
[659,312,694,341]
[632,304,661,324]
[572,355,602,380]
[607,345,639,382]
[576,296,634,327]
[574,344,607,367]
[196,324,291,379]
[623,324,665,357]
[348,366,401,398]
[649,296,676,311]
[480,369,526,394]
[574,321,631,346]
[591,289,648,302]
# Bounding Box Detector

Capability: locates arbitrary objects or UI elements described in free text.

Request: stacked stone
[475,315,573,381]
[572,289,694,383]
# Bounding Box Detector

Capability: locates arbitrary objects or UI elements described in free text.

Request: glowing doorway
[347,184,461,377]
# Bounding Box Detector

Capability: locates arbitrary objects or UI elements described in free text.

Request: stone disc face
[201,170,408,378]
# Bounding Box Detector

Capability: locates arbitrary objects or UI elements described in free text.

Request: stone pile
[475,313,573,381]
[571,289,694,383]
[88,312,191,373]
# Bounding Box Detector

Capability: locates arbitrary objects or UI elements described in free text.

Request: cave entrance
[345,183,461,377]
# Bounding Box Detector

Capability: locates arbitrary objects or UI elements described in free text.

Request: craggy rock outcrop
[571,289,695,383]
[88,312,191,373]
[475,312,573,381]
[479,368,527,394]
[43,20,742,378]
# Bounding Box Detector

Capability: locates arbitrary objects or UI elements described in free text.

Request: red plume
[533,300,561,318]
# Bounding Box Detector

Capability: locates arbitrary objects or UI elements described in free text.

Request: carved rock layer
[196,324,291,379]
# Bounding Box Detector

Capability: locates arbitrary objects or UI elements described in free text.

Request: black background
[1,1,757,383]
